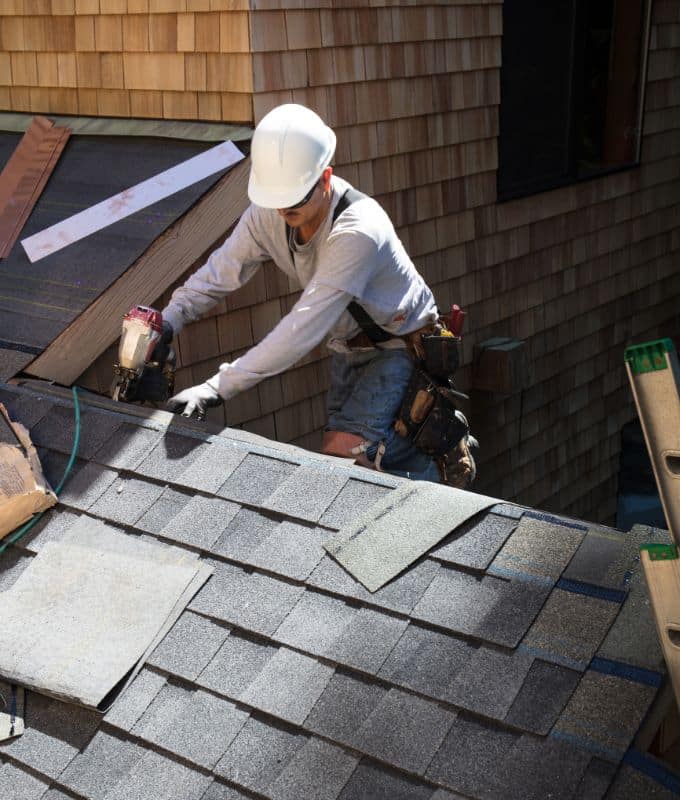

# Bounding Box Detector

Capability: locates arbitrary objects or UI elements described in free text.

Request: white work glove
[167,381,222,421]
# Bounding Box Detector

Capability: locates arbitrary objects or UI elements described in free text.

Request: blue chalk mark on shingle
[590,658,663,688]
[517,644,587,673]
[556,578,626,604]
[524,510,588,531]
[623,750,680,795]
[550,729,622,763]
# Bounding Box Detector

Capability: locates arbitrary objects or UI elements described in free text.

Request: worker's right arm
[161,205,270,334]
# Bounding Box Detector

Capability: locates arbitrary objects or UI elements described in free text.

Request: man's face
[277,180,322,228]
[276,167,332,230]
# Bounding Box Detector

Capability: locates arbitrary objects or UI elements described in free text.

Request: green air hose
[0,386,81,555]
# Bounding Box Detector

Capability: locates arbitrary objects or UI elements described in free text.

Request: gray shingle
[598,573,665,672]
[604,764,678,799]
[136,432,206,481]
[200,781,254,800]
[13,507,81,554]
[352,688,456,775]
[213,508,281,561]
[133,683,249,769]
[378,623,474,701]
[176,437,248,494]
[504,659,581,735]
[0,549,34,591]
[89,475,165,526]
[446,645,534,720]
[148,610,229,680]
[563,526,658,591]
[522,589,620,670]
[135,486,192,534]
[269,736,359,800]
[215,716,306,793]
[0,761,50,800]
[324,481,496,592]
[325,607,408,674]
[159,495,239,550]
[0,390,52,429]
[57,461,118,510]
[105,746,211,800]
[35,447,70,491]
[320,479,394,530]
[31,406,121,459]
[307,556,439,615]
[262,465,348,523]
[574,758,618,800]
[189,560,304,636]
[563,530,629,587]
[553,670,657,761]
[239,648,334,725]
[60,730,145,796]
[274,590,357,655]
[432,512,517,570]
[93,422,163,470]
[412,565,550,648]
[426,715,520,798]
[0,692,100,780]
[487,734,591,800]
[249,520,328,580]
[338,760,435,800]
[491,503,525,519]
[197,632,277,698]
[489,515,585,581]
[218,453,298,505]
[104,668,167,731]
[304,671,386,744]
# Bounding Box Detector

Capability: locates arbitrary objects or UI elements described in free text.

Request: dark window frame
[497,0,653,203]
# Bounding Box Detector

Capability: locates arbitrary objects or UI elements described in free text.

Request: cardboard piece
[0,404,56,541]
[0,681,24,741]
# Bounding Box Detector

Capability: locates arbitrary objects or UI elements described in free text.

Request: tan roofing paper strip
[21,140,244,263]
[325,481,497,592]
[0,516,212,709]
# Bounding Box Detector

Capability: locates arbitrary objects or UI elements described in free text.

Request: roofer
[161,103,476,487]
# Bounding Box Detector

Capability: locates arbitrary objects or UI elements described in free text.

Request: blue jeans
[326,348,441,482]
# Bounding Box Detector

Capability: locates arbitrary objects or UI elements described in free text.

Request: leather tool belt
[395,323,470,458]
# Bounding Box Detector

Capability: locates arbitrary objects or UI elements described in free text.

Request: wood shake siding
[2,1,678,524]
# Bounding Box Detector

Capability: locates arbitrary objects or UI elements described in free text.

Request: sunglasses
[285,180,319,210]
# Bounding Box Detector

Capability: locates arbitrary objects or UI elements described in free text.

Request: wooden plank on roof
[25,157,250,386]
[0,116,71,259]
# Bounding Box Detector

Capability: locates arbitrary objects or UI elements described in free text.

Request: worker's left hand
[167,382,222,421]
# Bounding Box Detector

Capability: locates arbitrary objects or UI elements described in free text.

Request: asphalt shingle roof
[0,382,678,799]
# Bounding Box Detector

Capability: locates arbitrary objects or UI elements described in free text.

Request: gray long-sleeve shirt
[163,176,438,400]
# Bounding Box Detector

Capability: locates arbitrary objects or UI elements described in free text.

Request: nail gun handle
[449,305,466,338]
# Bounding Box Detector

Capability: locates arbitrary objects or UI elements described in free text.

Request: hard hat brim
[247,172,321,210]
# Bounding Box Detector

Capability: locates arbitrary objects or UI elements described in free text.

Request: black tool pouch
[395,368,469,457]
[419,333,460,383]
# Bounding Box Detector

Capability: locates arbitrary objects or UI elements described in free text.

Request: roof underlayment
[0,381,679,799]
[0,128,243,363]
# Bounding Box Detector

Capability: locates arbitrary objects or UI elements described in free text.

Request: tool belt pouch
[419,333,460,383]
[395,370,469,457]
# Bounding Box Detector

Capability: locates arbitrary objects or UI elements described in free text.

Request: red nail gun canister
[112,306,173,403]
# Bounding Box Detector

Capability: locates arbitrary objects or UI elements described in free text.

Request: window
[498,0,651,201]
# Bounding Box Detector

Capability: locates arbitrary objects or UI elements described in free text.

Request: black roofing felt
[0,133,235,354]
[0,381,679,800]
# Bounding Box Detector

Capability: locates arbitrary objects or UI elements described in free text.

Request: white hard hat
[248,104,336,209]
